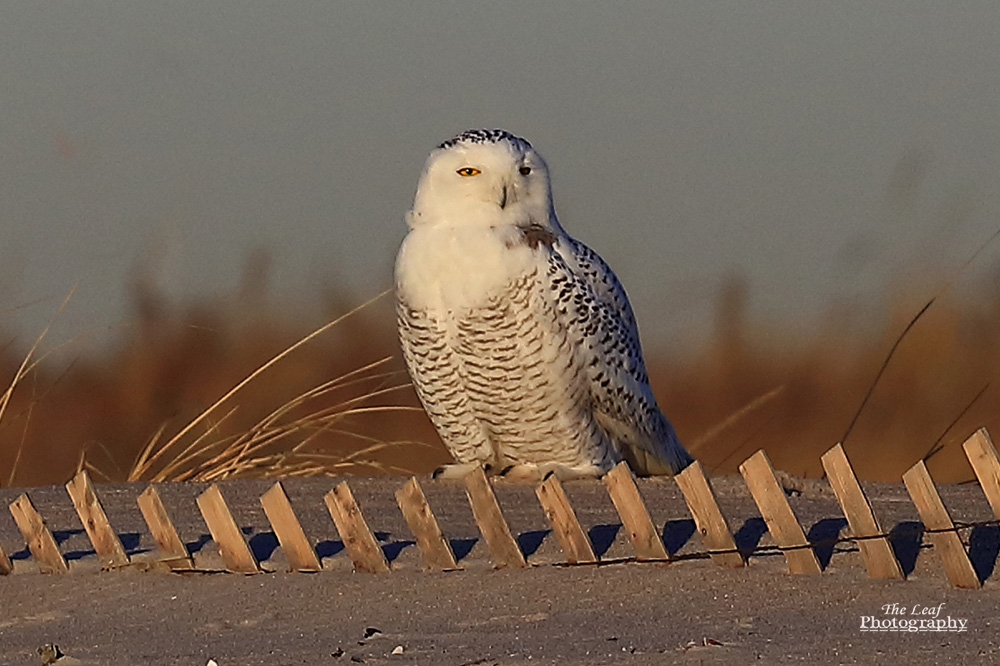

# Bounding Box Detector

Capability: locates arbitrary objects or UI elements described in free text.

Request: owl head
[407,129,561,232]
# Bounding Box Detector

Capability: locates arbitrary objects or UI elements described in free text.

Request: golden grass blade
[841,225,1000,449]
[2,286,76,486]
[922,382,991,463]
[161,411,242,474]
[235,358,399,436]
[213,404,422,470]
[177,400,418,482]
[233,366,406,444]
[134,289,390,477]
[145,407,240,482]
[84,459,114,483]
[6,401,35,487]
[186,376,417,482]
[127,422,168,482]
[138,413,235,482]
[302,431,436,452]
[689,385,785,452]
[261,384,415,431]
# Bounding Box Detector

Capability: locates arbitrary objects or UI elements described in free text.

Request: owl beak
[498,182,517,210]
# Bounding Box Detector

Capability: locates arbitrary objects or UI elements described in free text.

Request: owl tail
[623,418,694,477]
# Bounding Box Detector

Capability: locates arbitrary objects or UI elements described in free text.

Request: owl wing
[549,236,693,475]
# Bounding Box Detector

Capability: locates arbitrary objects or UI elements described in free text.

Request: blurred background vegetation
[4,255,1000,488]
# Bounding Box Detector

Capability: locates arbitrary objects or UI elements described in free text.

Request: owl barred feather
[395,129,693,480]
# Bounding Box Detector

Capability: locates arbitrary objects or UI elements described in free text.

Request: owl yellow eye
[519,166,531,175]
[456,167,481,177]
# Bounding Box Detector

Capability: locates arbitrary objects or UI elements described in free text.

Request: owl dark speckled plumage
[394,129,693,480]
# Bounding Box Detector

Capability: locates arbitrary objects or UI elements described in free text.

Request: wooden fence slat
[136,486,193,568]
[324,482,390,574]
[260,482,322,572]
[902,460,981,589]
[962,428,1000,522]
[602,462,669,561]
[536,475,597,564]
[8,493,68,574]
[395,477,458,571]
[739,450,822,574]
[821,444,903,580]
[65,470,129,569]
[196,484,261,574]
[0,540,12,575]
[674,461,744,568]
[462,467,528,569]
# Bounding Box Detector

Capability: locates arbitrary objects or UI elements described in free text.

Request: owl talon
[431,462,484,480]
[493,463,543,482]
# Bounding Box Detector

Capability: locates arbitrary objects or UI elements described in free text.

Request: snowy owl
[395,129,693,481]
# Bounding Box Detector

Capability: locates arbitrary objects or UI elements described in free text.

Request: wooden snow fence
[4,428,1000,590]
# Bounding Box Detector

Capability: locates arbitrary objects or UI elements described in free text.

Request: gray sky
[2,3,1000,353]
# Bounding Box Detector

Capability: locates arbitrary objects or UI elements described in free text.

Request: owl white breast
[395,129,693,481]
